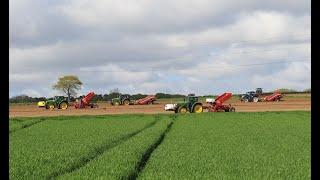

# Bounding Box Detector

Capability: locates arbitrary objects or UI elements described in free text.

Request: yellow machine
[37,101,46,108]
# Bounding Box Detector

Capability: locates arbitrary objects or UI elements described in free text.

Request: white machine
[206,98,215,103]
[164,104,177,111]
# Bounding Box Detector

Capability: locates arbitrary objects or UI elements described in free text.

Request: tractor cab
[119,94,130,101]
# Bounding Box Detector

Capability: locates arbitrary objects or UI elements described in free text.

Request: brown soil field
[9,97,310,118]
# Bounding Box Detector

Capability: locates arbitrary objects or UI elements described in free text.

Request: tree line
[9,93,187,104]
[9,75,311,103]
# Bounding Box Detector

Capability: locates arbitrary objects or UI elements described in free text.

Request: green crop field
[10,111,310,179]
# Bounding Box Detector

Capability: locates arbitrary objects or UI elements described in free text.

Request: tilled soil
[9,98,310,118]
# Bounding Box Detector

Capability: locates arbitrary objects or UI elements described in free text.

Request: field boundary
[125,116,175,180]
[48,116,160,179]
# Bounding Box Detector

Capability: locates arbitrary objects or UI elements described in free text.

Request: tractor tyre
[244,98,249,103]
[193,104,203,113]
[114,102,120,106]
[59,102,68,110]
[253,97,259,102]
[123,100,130,106]
[178,106,188,113]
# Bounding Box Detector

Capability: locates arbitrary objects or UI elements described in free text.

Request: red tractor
[74,92,99,109]
[263,91,283,102]
[205,92,235,112]
[134,95,156,105]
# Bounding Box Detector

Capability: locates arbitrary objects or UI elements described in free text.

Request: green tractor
[111,94,132,106]
[171,94,203,113]
[45,96,69,110]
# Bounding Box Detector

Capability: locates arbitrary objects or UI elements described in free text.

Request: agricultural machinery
[45,96,69,110]
[204,92,235,112]
[111,94,132,106]
[74,92,99,108]
[240,88,263,102]
[164,94,203,113]
[37,101,45,108]
[262,91,283,102]
[134,95,156,105]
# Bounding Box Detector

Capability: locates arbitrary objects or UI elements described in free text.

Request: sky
[9,0,311,98]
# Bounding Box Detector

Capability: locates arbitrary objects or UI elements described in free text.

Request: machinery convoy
[240,88,283,102]
[37,88,283,113]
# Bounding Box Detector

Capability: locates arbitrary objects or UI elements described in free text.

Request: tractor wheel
[193,104,203,113]
[253,97,259,102]
[48,104,55,110]
[244,98,249,103]
[178,106,188,113]
[114,102,120,106]
[59,102,68,110]
[123,100,130,106]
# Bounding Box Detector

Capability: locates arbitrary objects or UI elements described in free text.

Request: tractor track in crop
[9,118,46,134]
[47,116,160,179]
[125,115,176,180]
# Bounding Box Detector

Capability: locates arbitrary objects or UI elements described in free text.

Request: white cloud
[9,0,311,97]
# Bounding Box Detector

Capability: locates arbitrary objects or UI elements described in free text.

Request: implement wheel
[59,102,68,110]
[193,104,203,113]
[48,104,55,110]
[123,100,130,106]
[178,106,188,113]
[230,107,236,112]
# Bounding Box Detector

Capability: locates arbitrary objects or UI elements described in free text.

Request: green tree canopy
[53,75,83,102]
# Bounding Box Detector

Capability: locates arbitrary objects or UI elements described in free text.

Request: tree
[53,75,83,102]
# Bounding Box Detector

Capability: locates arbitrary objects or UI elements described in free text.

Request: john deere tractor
[111,94,132,106]
[45,96,69,110]
[170,94,203,113]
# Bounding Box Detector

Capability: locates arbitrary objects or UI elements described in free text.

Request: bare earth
[9,97,310,118]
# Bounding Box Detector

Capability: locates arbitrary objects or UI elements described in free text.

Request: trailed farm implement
[74,92,99,108]
[204,92,235,112]
[134,95,156,105]
[262,91,283,102]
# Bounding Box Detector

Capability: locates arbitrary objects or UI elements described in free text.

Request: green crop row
[139,112,310,179]
[9,117,46,133]
[10,114,157,179]
[9,112,310,179]
[60,115,172,179]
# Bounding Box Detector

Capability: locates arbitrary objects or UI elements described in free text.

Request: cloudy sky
[9,0,310,97]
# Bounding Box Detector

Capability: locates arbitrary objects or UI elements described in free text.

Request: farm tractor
[164,94,203,113]
[204,92,235,112]
[240,88,263,102]
[111,94,133,106]
[44,96,69,110]
[74,92,99,109]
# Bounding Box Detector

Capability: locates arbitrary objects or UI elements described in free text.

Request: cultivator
[134,95,156,105]
[205,92,235,112]
[262,91,283,102]
[74,92,99,109]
